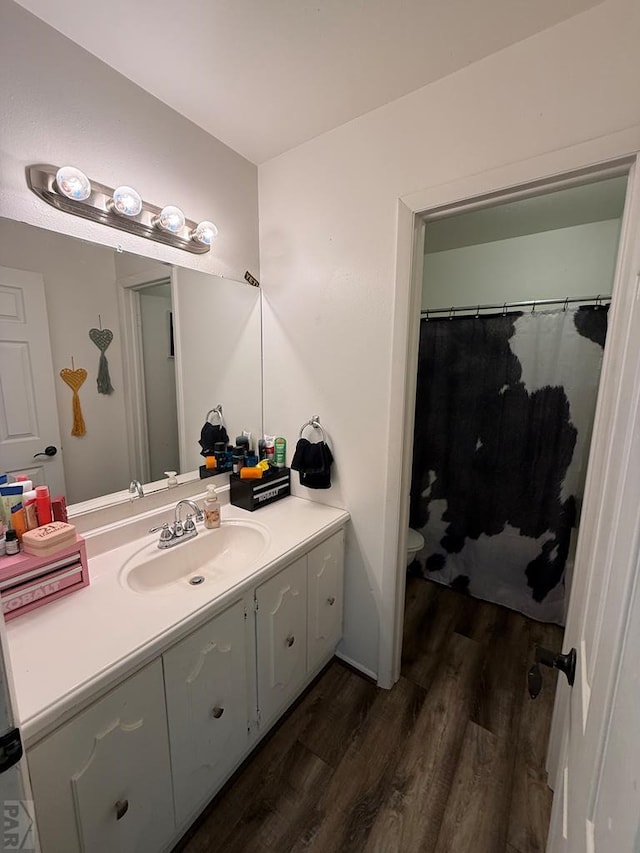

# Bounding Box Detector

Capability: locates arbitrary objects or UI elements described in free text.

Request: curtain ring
[595,294,601,308]
[448,307,455,320]
[502,302,507,316]
[475,305,480,319]
[531,301,536,314]
[425,309,429,322]
[563,297,569,311]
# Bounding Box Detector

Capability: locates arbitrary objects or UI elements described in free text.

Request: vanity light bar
[26,164,217,255]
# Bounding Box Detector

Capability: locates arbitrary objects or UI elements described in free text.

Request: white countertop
[5,495,349,746]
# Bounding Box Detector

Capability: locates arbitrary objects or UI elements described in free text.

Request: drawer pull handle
[115,799,129,821]
[285,634,295,648]
[327,596,336,606]
[211,706,224,719]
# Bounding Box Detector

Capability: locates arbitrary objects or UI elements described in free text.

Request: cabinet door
[307,530,345,672]
[28,659,174,853]
[256,556,307,728]
[163,600,251,827]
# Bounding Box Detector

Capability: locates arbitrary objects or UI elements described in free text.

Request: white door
[163,600,251,827]
[307,530,344,672]
[547,158,640,852]
[0,266,65,495]
[255,557,308,729]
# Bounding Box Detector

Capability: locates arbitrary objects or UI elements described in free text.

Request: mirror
[0,218,263,510]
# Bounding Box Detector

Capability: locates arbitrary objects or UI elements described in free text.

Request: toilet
[406,528,424,565]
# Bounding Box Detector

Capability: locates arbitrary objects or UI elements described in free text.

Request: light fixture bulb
[154,205,186,234]
[110,185,142,217]
[191,220,218,245]
[55,166,91,201]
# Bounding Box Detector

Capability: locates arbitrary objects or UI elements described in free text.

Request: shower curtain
[409,305,608,624]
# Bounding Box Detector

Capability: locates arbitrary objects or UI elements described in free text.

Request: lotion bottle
[203,485,220,529]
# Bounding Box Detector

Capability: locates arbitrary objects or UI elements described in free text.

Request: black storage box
[229,467,291,511]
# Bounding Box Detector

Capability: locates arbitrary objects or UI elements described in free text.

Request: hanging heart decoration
[60,367,87,436]
[89,327,115,394]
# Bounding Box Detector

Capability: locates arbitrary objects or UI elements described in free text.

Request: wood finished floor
[175,578,563,853]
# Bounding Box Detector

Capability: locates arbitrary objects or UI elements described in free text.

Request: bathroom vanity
[5,492,349,853]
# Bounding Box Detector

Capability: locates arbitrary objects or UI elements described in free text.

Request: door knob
[528,645,577,699]
[33,445,57,458]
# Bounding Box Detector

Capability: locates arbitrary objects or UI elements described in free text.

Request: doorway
[409,173,627,625]
[118,276,180,485]
[391,160,636,851]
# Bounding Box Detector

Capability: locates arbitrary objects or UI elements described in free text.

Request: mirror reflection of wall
[0,218,263,507]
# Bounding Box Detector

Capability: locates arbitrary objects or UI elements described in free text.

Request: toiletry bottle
[232,451,244,475]
[0,484,23,528]
[265,436,275,463]
[203,485,221,529]
[15,476,36,500]
[5,529,19,555]
[10,503,26,541]
[35,485,52,525]
[25,499,38,530]
[165,471,179,488]
[275,437,286,468]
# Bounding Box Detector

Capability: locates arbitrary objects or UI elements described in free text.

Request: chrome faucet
[129,480,144,500]
[149,499,204,549]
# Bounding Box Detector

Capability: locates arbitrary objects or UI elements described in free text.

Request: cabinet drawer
[28,659,173,853]
[163,599,251,827]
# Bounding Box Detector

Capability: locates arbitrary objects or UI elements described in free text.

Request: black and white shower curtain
[409,305,608,624]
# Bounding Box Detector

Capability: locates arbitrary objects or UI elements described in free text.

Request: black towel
[291,438,334,489]
[199,422,229,457]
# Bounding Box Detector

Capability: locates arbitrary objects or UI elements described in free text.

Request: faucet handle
[183,513,197,534]
[149,522,172,542]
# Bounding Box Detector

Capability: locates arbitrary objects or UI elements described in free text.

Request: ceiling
[14,0,600,165]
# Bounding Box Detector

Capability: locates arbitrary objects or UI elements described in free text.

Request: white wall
[258,0,640,677]
[422,219,621,310]
[0,1,259,283]
[0,219,130,503]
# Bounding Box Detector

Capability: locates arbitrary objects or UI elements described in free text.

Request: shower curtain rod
[420,294,611,317]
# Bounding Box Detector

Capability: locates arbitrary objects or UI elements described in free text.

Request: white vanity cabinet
[22,515,347,853]
[163,599,252,827]
[256,530,345,728]
[27,659,174,853]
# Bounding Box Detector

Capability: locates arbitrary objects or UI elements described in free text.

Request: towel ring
[299,415,326,442]
[205,404,224,426]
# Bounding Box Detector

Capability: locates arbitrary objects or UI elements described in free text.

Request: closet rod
[421,294,611,317]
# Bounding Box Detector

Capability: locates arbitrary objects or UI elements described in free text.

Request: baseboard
[335,650,378,683]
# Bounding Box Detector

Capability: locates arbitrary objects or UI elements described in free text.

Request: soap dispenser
[203,485,220,529]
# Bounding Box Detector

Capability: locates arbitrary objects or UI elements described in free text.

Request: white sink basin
[120,520,270,593]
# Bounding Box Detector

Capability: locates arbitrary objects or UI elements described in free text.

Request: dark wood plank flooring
[175,577,563,853]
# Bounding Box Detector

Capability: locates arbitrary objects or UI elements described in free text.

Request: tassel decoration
[89,325,115,395]
[60,367,87,437]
